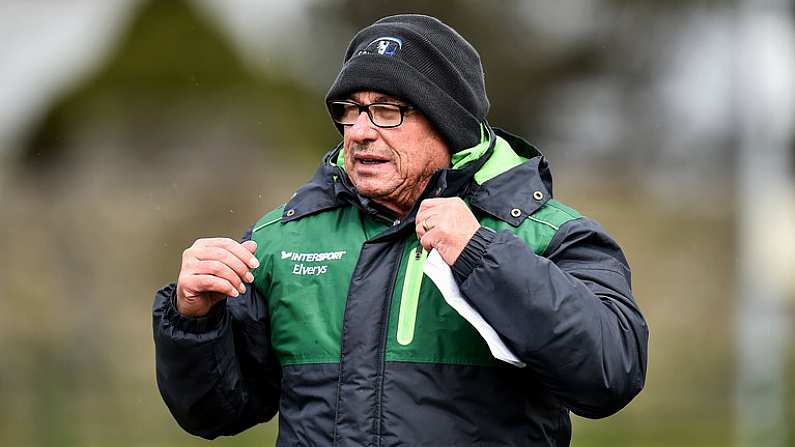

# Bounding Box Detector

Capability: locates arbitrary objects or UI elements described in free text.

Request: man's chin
[351,181,411,216]
[355,185,393,200]
[352,180,400,201]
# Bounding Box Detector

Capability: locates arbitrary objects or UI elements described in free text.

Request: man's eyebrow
[372,95,407,104]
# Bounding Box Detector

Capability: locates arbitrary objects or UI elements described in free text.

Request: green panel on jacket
[251,205,390,366]
[383,199,583,365]
[384,239,503,366]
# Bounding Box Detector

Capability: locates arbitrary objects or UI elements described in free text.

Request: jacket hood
[281,124,553,228]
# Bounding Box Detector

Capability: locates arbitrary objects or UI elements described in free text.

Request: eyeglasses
[328,100,414,128]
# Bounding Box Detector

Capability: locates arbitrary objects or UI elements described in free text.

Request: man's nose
[346,109,379,143]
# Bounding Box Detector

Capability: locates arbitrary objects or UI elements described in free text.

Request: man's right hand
[175,238,260,317]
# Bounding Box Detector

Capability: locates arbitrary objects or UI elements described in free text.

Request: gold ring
[422,218,430,232]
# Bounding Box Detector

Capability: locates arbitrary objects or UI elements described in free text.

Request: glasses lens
[329,102,359,124]
[369,104,402,127]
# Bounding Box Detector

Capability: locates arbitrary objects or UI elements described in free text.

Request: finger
[415,212,435,239]
[188,274,241,298]
[419,228,439,252]
[241,240,257,254]
[418,198,444,214]
[415,221,425,240]
[195,260,247,294]
[194,246,254,282]
[414,210,425,236]
[415,205,440,228]
[418,211,450,234]
[192,237,239,249]
[202,239,260,269]
[415,220,426,240]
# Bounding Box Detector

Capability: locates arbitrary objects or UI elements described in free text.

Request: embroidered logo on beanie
[357,36,402,57]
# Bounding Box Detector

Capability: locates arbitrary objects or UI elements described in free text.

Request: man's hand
[175,238,260,317]
[415,198,480,266]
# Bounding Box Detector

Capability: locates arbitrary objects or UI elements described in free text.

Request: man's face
[342,91,450,216]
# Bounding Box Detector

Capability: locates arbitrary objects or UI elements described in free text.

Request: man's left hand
[415,197,481,266]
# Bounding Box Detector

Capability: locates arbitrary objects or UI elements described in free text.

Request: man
[153,14,648,446]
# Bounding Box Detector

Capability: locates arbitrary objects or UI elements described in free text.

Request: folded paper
[423,249,525,368]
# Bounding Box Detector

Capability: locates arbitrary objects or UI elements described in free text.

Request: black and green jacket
[153,127,648,446]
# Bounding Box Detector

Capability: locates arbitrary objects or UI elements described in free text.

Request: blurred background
[1,0,793,446]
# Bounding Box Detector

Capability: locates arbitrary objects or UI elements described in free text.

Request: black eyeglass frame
[327,100,415,128]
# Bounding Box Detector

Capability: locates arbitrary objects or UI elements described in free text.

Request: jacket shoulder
[249,205,286,291]
[252,205,287,238]
[508,199,584,255]
[529,199,583,230]
[478,198,584,256]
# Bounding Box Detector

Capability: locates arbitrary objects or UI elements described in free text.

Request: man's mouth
[355,154,390,165]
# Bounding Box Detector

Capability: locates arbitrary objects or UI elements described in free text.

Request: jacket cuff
[452,226,496,283]
[165,285,227,334]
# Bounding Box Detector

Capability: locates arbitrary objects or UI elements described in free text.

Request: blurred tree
[20,0,335,170]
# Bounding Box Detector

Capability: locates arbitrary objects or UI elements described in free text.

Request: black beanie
[325,14,490,152]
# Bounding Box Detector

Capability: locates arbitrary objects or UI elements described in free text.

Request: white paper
[423,249,526,368]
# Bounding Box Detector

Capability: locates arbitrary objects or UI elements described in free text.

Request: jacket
[152,126,649,446]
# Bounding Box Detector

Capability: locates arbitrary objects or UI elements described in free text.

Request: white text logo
[281,250,347,276]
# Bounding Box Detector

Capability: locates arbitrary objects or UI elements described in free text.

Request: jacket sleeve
[451,218,648,419]
[151,231,281,439]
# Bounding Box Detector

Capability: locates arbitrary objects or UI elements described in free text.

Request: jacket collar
[280,147,344,222]
[281,126,552,228]
[468,128,552,226]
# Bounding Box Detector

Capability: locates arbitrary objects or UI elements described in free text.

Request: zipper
[396,243,427,345]
[373,240,406,446]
